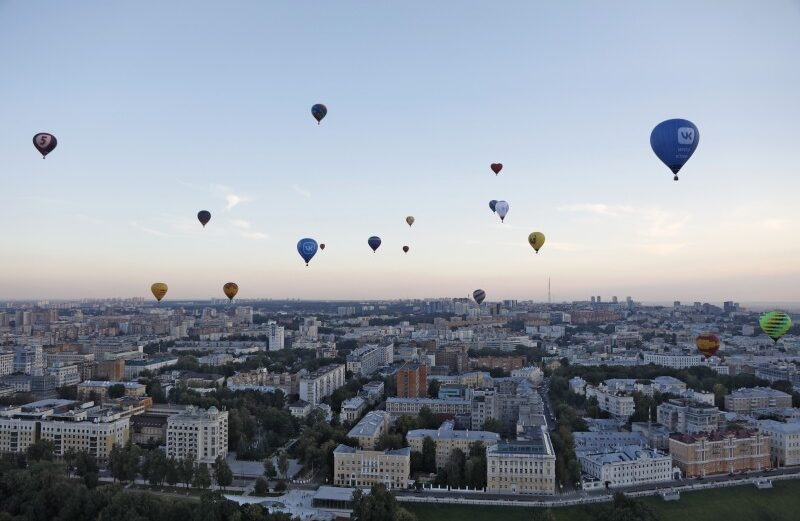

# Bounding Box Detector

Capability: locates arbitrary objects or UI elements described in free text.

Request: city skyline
[2,1,799,301]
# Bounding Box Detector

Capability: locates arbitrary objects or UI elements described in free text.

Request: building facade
[396,363,428,398]
[669,430,771,477]
[486,428,556,495]
[579,446,673,488]
[346,344,394,376]
[298,364,346,407]
[407,420,499,469]
[333,445,410,489]
[347,410,390,450]
[758,420,800,467]
[724,387,793,414]
[166,406,229,463]
[657,399,720,434]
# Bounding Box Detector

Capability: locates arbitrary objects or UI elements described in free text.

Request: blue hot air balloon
[489,200,498,213]
[368,236,381,252]
[311,104,327,124]
[650,119,699,181]
[297,238,318,266]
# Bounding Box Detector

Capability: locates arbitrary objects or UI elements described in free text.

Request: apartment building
[657,399,721,434]
[407,420,499,469]
[0,352,16,377]
[758,420,800,467]
[669,430,771,477]
[396,363,428,398]
[475,355,526,372]
[385,397,472,418]
[486,427,556,495]
[347,410,390,450]
[124,356,178,378]
[166,406,228,463]
[642,353,702,369]
[586,385,635,419]
[724,387,793,414]
[579,446,673,488]
[339,397,367,424]
[77,380,146,401]
[573,432,647,455]
[346,344,394,376]
[299,364,346,407]
[333,445,410,489]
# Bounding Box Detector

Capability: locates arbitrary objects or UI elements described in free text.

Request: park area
[404,479,800,521]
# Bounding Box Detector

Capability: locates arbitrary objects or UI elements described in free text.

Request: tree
[277,451,289,479]
[274,480,287,492]
[375,432,404,451]
[193,462,211,489]
[165,457,180,486]
[410,451,424,473]
[108,443,140,483]
[108,384,126,399]
[213,455,233,491]
[427,379,440,398]
[417,407,438,429]
[254,476,269,496]
[422,436,437,473]
[351,484,417,521]
[26,439,55,462]
[531,509,557,521]
[179,454,196,488]
[482,418,504,435]
[591,492,660,521]
[63,448,78,476]
[445,449,466,488]
[263,459,277,479]
[141,449,168,485]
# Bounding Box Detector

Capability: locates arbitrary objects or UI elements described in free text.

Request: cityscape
[3,2,800,521]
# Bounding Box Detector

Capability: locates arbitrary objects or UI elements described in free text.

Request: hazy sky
[2,1,799,302]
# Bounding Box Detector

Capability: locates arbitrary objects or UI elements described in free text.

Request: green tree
[531,509,557,521]
[422,436,437,473]
[591,492,660,521]
[351,484,417,521]
[254,476,269,496]
[417,407,438,429]
[213,455,233,491]
[179,454,196,488]
[274,480,287,492]
[165,457,180,486]
[482,418,504,434]
[26,439,55,462]
[108,383,126,399]
[277,451,289,479]
[410,451,424,473]
[263,458,277,479]
[427,379,440,398]
[713,383,728,409]
[445,449,466,488]
[193,462,211,489]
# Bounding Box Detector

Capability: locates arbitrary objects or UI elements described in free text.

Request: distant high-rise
[596,296,602,303]
[611,296,618,303]
[591,296,596,304]
[267,321,285,351]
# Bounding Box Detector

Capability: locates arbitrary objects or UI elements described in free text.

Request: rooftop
[581,445,668,465]
[758,419,800,434]
[670,429,764,444]
[333,444,410,457]
[347,410,388,438]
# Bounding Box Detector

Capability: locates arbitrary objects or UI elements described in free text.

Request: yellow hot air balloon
[151,282,168,302]
[528,232,545,253]
[223,282,239,302]
[406,216,415,227]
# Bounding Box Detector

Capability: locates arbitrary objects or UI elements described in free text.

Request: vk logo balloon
[650,119,699,181]
[297,238,318,266]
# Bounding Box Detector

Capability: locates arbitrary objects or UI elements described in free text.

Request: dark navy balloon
[489,200,497,213]
[297,238,318,266]
[650,119,699,181]
[368,236,381,252]
[197,210,211,228]
[311,104,327,124]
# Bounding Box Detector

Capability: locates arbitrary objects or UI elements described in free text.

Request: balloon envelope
[320,243,326,250]
[528,232,545,253]
[311,104,327,124]
[490,163,503,175]
[473,289,486,305]
[223,282,239,301]
[151,282,168,302]
[489,200,497,213]
[197,210,211,227]
[695,333,720,358]
[650,119,699,180]
[759,311,792,342]
[495,201,509,222]
[406,216,415,226]
[297,238,319,265]
[33,133,57,158]
[403,245,409,253]
[368,236,382,252]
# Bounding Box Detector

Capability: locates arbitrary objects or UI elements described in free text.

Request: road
[538,377,556,430]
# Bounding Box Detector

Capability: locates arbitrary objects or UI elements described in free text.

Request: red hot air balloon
[490,163,503,175]
[695,333,721,358]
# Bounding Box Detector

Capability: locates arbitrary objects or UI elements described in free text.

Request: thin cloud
[226,194,243,210]
[229,219,252,230]
[558,203,635,217]
[241,231,268,240]
[130,221,173,237]
[292,184,311,199]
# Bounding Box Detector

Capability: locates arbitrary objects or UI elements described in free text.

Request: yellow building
[669,430,771,477]
[486,427,556,495]
[407,420,499,469]
[333,444,410,489]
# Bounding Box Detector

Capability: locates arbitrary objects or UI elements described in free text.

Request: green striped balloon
[759,310,792,342]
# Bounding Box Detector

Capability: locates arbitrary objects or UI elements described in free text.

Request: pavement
[224,489,335,520]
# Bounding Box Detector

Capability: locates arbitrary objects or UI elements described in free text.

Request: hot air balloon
[151,283,168,302]
[223,282,239,302]
[368,236,381,252]
[528,232,545,253]
[403,245,409,253]
[33,133,57,158]
[297,238,318,266]
[695,333,721,358]
[495,201,509,222]
[320,243,326,250]
[406,216,415,227]
[311,104,327,124]
[489,200,497,213]
[490,163,503,175]
[650,119,700,181]
[473,289,486,305]
[759,311,793,343]
[197,210,211,228]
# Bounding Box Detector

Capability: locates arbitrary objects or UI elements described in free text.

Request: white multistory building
[298,364,346,407]
[486,427,556,495]
[0,353,14,377]
[586,386,635,419]
[758,420,800,467]
[642,352,702,369]
[579,446,673,488]
[267,321,285,351]
[166,406,229,463]
[346,344,394,376]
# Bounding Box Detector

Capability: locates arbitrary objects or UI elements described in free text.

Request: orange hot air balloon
[223,282,239,302]
[695,333,720,358]
[151,282,168,302]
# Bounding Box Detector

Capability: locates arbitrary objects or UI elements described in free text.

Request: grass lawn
[404,479,800,521]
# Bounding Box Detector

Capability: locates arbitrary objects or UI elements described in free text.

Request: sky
[1,1,800,302]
